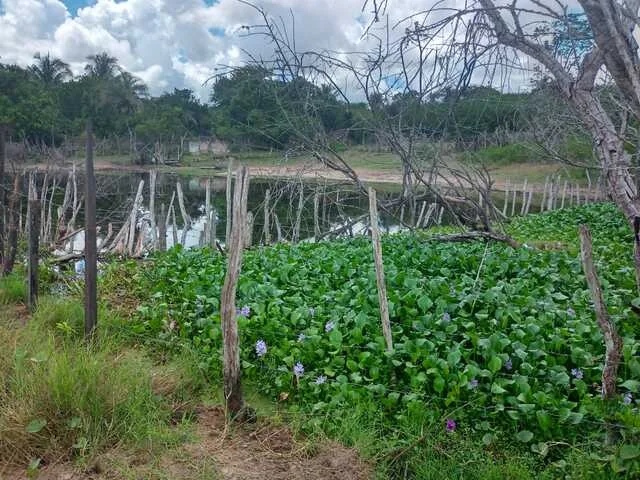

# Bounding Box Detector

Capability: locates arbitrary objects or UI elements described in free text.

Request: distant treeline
[0,52,568,153]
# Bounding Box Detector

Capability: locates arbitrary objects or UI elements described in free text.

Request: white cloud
[0,0,537,100]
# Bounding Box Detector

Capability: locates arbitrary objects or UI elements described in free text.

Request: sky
[0,0,388,100]
[0,0,542,101]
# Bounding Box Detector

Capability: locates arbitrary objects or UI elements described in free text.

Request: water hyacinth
[237,305,251,317]
[309,307,316,317]
[446,418,456,432]
[567,307,576,318]
[255,339,267,357]
[571,368,584,380]
[442,312,451,323]
[469,378,479,389]
[325,321,335,332]
[624,392,633,405]
[293,362,305,378]
[314,375,327,385]
[505,358,513,371]
[297,333,306,342]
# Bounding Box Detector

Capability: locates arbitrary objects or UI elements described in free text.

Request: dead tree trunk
[84,120,98,339]
[0,128,5,266]
[150,170,157,251]
[158,203,167,252]
[220,166,250,418]
[368,188,393,351]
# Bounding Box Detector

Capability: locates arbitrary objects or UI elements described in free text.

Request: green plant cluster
[135,204,640,450]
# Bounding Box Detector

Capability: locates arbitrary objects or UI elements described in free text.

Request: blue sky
[62,0,94,16]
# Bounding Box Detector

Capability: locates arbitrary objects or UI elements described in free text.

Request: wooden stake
[221,166,250,418]
[274,213,282,243]
[263,188,271,245]
[244,211,254,248]
[84,120,98,339]
[150,170,157,250]
[225,158,233,245]
[511,190,516,217]
[561,180,568,209]
[292,185,304,243]
[368,188,393,351]
[27,174,39,312]
[416,201,427,228]
[171,204,178,247]
[158,203,167,251]
[520,179,528,215]
[205,178,212,246]
[313,190,321,239]
[579,225,623,443]
[127,180,145,255]
[502,180,509,217]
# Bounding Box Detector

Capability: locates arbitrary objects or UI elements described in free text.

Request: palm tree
[84,52,121,79]
[119,71,148,99]
[29,53,71,86]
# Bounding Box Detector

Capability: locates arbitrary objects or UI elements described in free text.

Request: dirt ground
[0,406,371,480]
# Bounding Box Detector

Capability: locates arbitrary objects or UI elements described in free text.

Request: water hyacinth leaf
[417,296,433,311]
[488,356,502,373]
[491,383,507,394]
[516,430,534,443]
[620,380,640,391]
[619,445,640,460]
[433,376,445,393]
[25,419,47,433]
[536,410,552,431]
[531,442,549,457]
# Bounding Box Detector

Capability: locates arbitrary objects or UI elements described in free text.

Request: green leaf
[516,430,534,443]
[417,296,433,311]
[482,433,494,446]
[619,445,640,460]
[433,376,445,393]
[620,380,640,392]
[488,356,502,373]
[25,419,47,434]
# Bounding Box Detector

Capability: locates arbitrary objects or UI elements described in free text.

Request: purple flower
[325,321,335,332]
[237,305,251,317]
[297,333,306,342]
[314,375,327,385]
[505,359,513,371]
[446,418,456,432]
[442,312,451,323]
[309,307,316,317]
[624,392,633,405]
[469,378,479,389]
[571,368,584,380]
[567,307,576,318]
[293,362,305,378]
[255,339,267,357]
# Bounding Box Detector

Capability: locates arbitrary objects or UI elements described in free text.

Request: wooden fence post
[502,179,509,217]
[84,120,98,339]
[292,185,304,243]
[205,178,212,246]
[579,224,623,444]
[313,190,321,239]
[221,166,250,418]
[368,188,393,351]
[0,127,5,267]
[127,180,145,255]
[225,158,233,245]
[27,174,39,312]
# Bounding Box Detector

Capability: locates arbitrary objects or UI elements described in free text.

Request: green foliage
[0,273,25,305]
[135,205,639,465]
[463,142,540,165]
[0,302,175,465]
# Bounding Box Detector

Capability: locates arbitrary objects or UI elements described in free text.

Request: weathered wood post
[244,211,254,248]
[27,174,39,312]
[540,176,548,212]
[158,203,167,252]
[510,190,516,217]
[502,179,509,217]
[313,190,321,239]
[368,188,393,351]
[127,180,145,255]
[520,178,528,215]
[579,225,623,444]
[225,158,233,245]
[84,120,98,339]
[176,181,191,245]
[292,185,304,243]
[205,178,212,246]
[149,169,157,250]
[221,166,250,418]
[2,174,20,275]
[263,188,271,245]
[561,180,568,209]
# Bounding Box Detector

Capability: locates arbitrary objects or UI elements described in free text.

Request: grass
[0,272,25,305]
